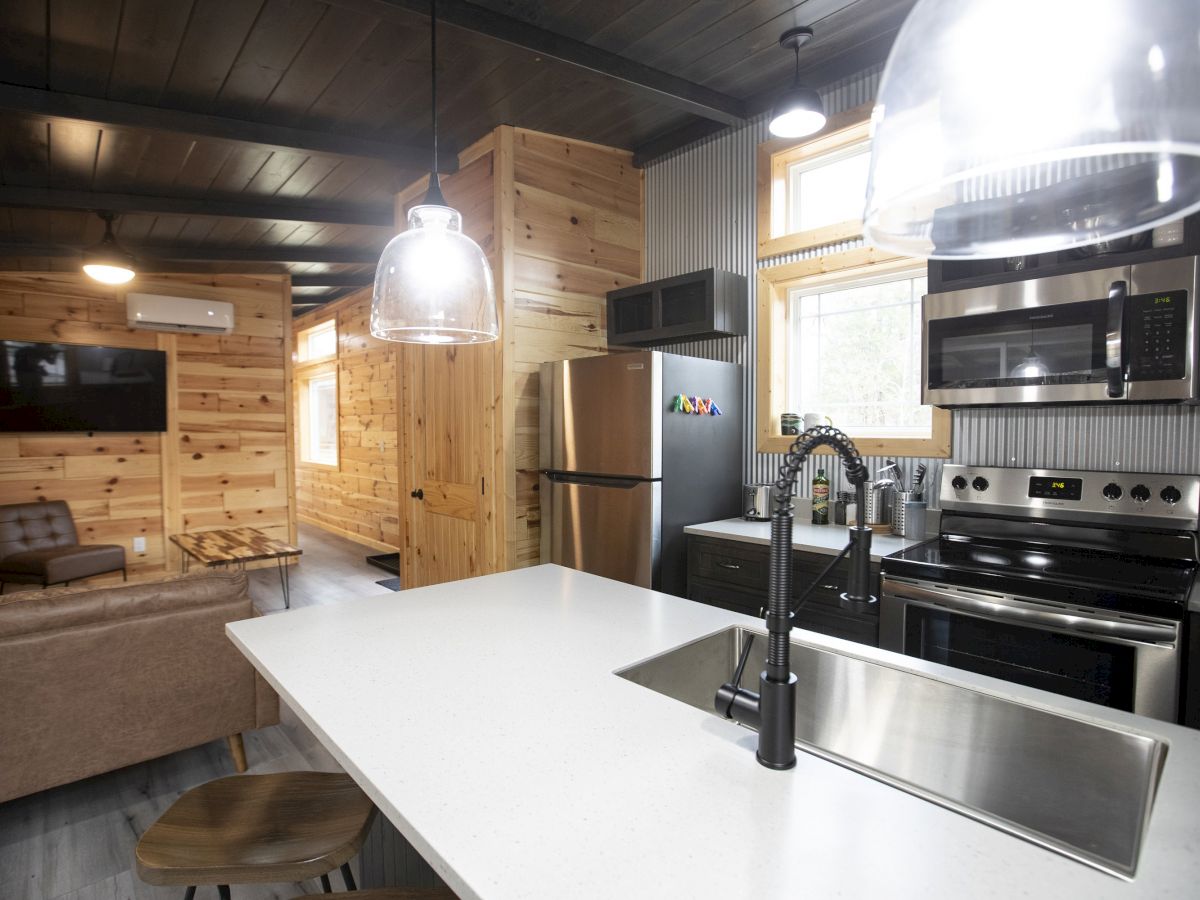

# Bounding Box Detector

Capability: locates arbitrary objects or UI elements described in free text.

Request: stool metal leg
[320,872,332,893]
[217,887,231,900]
[277,557,291,609]
[182,888,196,900]
[340,862,357,891]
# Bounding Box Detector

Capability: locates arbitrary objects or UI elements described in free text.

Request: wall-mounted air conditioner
[126,293,235,334]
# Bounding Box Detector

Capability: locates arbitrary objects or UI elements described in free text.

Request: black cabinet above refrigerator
[607,268,747,347]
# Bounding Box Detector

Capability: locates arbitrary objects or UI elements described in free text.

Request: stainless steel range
[881,464,1200,722]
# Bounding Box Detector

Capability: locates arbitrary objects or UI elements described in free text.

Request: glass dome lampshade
[370,199,497,344]
[863,0,1200,259]
[82,212,135,285]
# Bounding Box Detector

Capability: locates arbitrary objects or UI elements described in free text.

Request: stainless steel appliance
[881,464,1200,722]
[743,484,772,520]
[923,255,1199,405]
[540,351,742,596]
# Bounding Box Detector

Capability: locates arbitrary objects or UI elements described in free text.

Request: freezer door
[541,474,661,589]
[540,353,662,478]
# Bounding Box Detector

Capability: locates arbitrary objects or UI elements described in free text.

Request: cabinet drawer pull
[716,562,742,570]
[822,583,839,590]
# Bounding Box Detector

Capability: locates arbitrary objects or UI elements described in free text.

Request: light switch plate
[133,536,146,553]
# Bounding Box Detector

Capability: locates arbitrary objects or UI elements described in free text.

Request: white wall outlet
[133,536,146,553]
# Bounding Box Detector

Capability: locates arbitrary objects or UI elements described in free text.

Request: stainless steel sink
[615,626,1166,879]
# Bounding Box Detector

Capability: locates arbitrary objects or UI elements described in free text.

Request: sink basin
[615,626,1166,879]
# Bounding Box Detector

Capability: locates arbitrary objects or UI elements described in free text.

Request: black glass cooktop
[883,536,1196,620]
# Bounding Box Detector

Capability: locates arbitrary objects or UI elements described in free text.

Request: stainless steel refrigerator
[540,351,742,596]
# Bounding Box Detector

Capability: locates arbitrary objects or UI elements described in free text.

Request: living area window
[295,317,339,468]
[756,106,951,458]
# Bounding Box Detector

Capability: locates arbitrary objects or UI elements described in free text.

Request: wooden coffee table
[170,527,302,609]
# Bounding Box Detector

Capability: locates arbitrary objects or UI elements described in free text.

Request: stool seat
[136,772,376,886]
[293,891,456,900]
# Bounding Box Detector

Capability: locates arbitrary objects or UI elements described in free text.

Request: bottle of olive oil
[812,468,829,524]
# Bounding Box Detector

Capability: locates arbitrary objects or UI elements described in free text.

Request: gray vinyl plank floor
[0,525,398,900]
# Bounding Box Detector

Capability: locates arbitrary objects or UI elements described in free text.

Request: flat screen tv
[0,340,168,432]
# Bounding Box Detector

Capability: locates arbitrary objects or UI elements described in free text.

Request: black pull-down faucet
[714,425,878,769]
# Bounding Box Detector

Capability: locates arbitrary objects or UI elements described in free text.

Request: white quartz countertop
[227,565,1200,900]
[686,517,926,561]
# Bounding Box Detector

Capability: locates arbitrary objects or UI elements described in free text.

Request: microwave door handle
[1106,279,1127,398]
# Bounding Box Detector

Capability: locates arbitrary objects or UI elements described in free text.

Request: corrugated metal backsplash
[643,64,1199,507]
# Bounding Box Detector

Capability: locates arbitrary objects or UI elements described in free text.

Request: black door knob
[411,488,424,500]
[951,475,968,490]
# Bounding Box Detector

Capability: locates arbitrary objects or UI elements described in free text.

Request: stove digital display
[1028,476,1083,501]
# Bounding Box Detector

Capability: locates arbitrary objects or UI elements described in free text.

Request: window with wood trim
[295,317,339,468]
[757,103,874,261]
[297,318,337,363]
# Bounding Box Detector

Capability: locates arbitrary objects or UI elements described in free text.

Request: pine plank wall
[0,273,296,579]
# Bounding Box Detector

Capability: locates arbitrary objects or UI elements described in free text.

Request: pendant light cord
[423,0,447,206]
[792,43,800,87]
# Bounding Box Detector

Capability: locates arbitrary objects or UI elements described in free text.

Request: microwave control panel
[1126,289,1188,381]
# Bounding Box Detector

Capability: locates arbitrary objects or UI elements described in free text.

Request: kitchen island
[226,565,1200,899]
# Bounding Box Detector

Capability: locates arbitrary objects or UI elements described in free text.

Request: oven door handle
[886,581,1177,644]
[1106,279,1127,399]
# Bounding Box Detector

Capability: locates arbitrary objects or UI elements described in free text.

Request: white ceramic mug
[803,413,832,431]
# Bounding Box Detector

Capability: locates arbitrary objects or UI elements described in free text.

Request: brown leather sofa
[0,570,279,804]
[0,500,126,590]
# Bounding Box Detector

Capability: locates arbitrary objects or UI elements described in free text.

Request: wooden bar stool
[294,891,457,899]
[135,771,376,899]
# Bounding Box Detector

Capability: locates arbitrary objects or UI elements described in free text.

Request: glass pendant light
[863,0,1200,259]
[82,211,136,285]
[371,1,497,344]
[768,27,826,139]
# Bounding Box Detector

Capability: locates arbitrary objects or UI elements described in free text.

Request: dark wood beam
[289,272,375,287]
[328,0,747,126]
[0,83,457,171]
[0,185,394,227]
[0,241,381,265]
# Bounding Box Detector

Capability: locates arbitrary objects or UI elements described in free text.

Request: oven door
[925,257,1200,406]
[880,578,1181,721]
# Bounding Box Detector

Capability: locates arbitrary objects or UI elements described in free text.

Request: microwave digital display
[1028,476,1083,501]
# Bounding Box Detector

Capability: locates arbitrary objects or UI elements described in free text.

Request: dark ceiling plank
[0,184,394,226]
[47,0,123,95]
[326,0,747,126]
[0,0,48,86]
[0,240,382,264]
[289,272,373,287]
[0,83,455,169]
[215,0,328,117]
[160,0,268,106]
[106,0,196,105]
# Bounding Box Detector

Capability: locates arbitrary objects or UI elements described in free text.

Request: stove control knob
[951,475,968,491]
[1130,484,1151,503]
[1102,483,1122,501]
[1161,486,1182,505]
[972,476,990,492]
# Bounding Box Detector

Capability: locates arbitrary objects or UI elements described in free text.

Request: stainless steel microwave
[923,256,1199,406]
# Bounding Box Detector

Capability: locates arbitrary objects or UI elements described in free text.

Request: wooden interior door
[399,341,499,587]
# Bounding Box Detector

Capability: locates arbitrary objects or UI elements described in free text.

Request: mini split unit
[126,293,235,334]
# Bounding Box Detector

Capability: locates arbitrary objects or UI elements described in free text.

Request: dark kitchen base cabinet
[686,535,880,647]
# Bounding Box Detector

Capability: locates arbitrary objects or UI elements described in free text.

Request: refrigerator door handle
[542,471,645,489]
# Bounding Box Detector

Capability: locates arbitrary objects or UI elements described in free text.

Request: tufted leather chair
[0,501,126,590]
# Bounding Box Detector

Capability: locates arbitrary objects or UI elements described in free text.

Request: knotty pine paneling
[0,273,296,580]
[292,289,400,553]
[507,129,644,567]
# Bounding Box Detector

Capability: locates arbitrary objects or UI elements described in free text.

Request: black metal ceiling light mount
[768,26,826,139]
[82,210,136,285]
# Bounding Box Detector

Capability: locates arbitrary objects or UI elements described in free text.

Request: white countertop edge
[685,517,927,561]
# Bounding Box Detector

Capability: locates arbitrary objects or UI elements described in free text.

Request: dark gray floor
[245,524,399,614]
[0,525,396,900]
